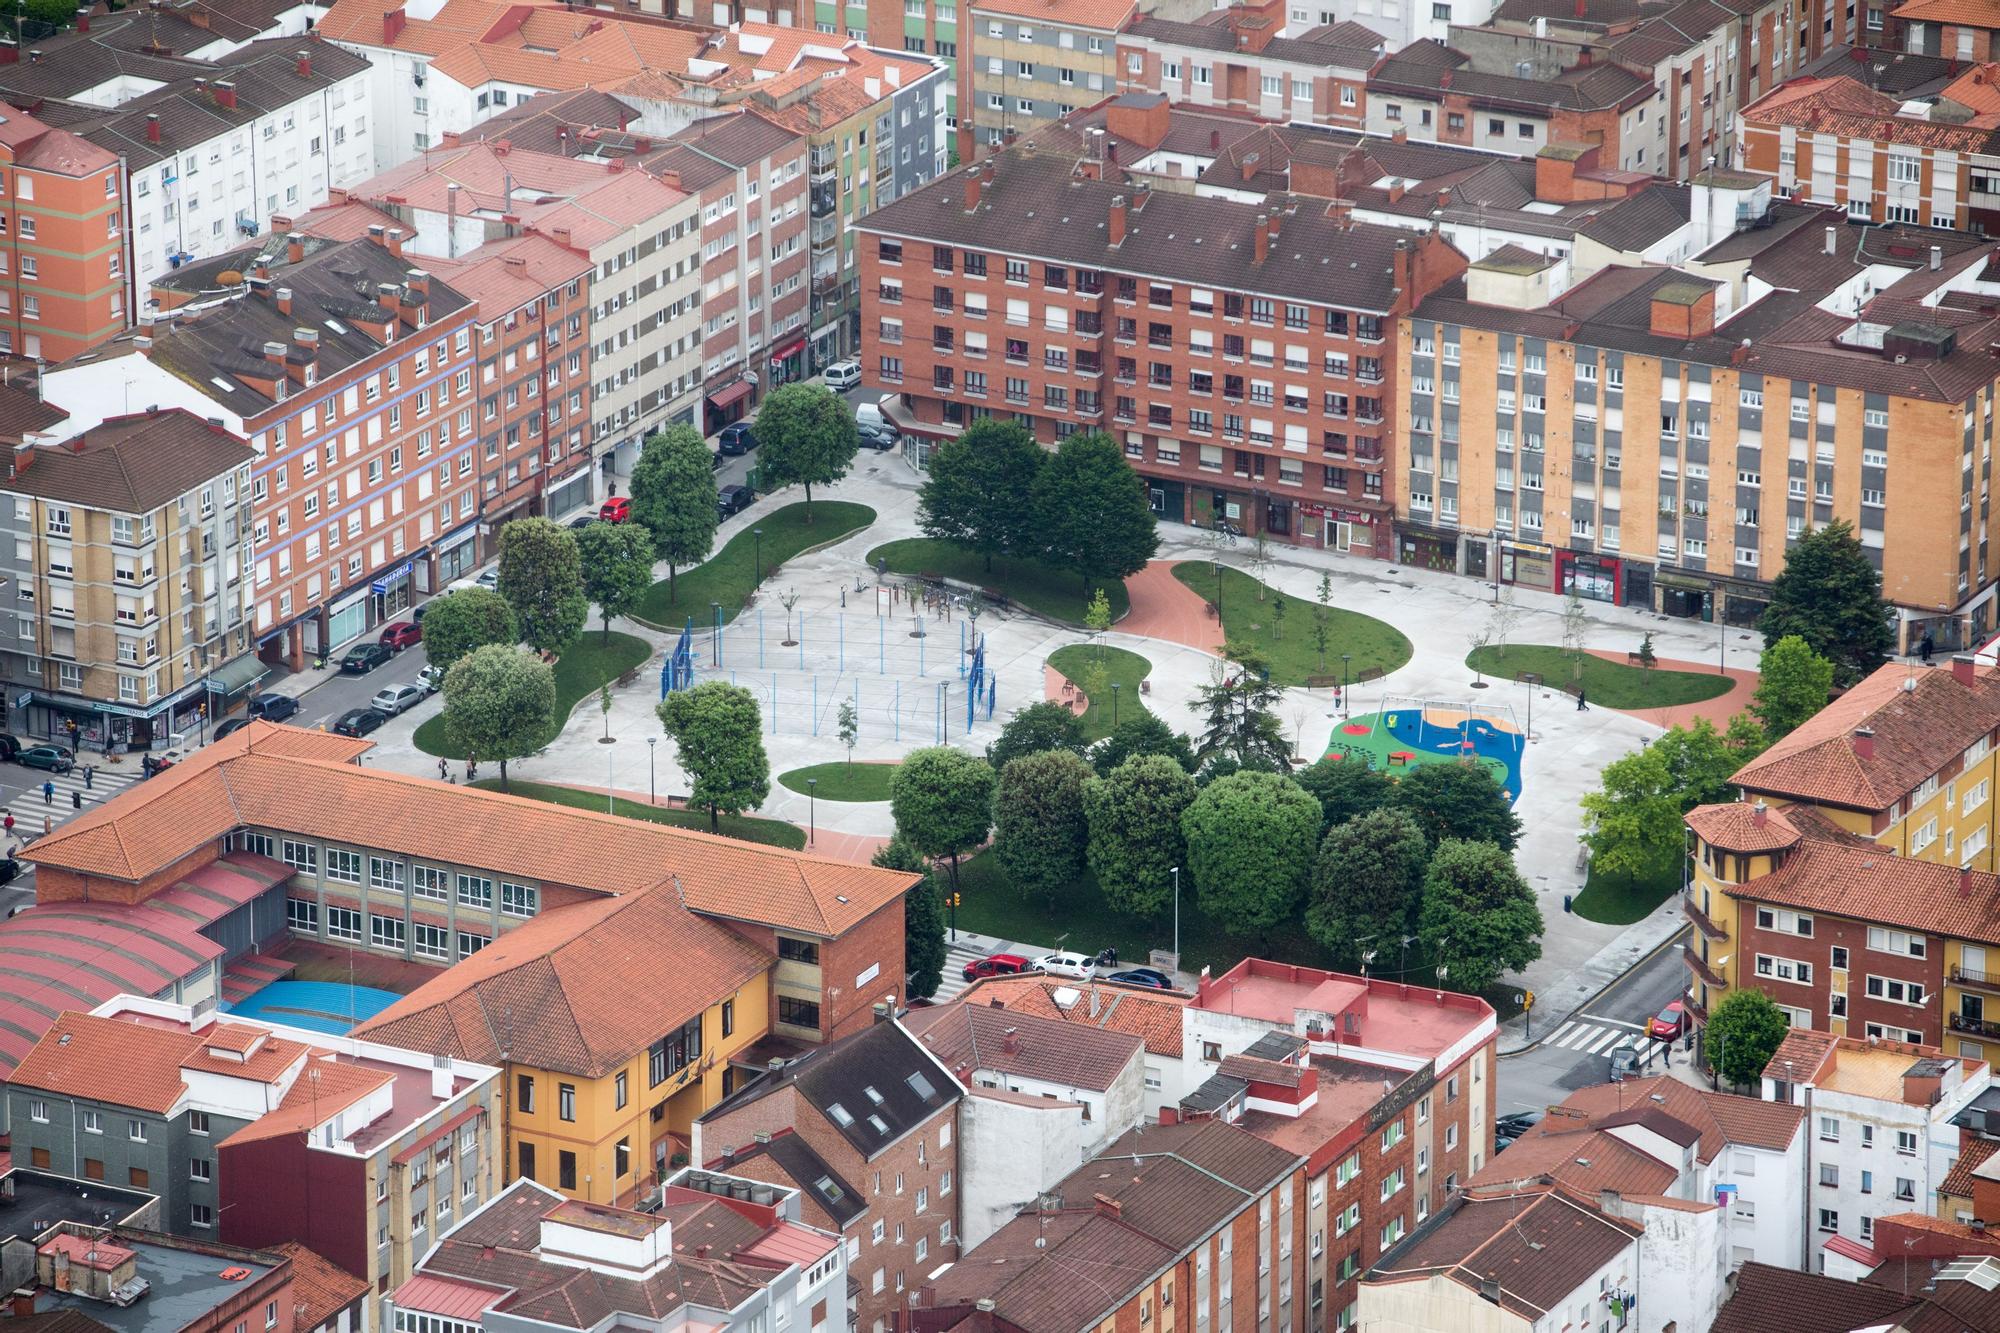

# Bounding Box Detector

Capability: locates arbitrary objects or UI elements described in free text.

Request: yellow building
[358,886,773,1206]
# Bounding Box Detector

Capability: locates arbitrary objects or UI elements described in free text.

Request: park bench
[616,667,641,688]
[1626,650,1648,665]
[1355,666,1386,684]
[919,570,944,584]
[1306,675,1342,689]
[980,587,1008,607]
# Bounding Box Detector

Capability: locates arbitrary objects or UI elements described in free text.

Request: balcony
[811,214,839,247]
[1686,949,1727,990]
[809,148,837,180]
[810,189,835,218]
[1683,892,1727,942]
[1951,964,2000,994]
[1685,992,1709,1024]
[1951,1011,2000,1040]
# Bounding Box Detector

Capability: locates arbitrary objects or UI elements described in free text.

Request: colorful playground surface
[225,979,404,1035]
[1321,704,1524,802]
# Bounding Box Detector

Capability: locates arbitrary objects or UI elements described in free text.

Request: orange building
[0,110,129,362]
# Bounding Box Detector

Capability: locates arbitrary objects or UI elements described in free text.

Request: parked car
[475,569,500,589]
[823,360,862,391]
[249,692,299,722]
[379,621,422,651]
[18,744,74,773]
[1034,950,1098,981]
[370,683,426,716]
[0,735,21,761]
[856,420,898,451]
[417,665,446,695]
[331,708,390,738]
[1608,1042,1643,1081]
[718,484,757,519]
[568,515,600,531]
[339,643,394,675]
[213,718,251,741]
[1495,1111,1544,1138]
[0,855,20,884]
[599,496,631,523]
[717,422,757,455]
[1648,999,1688,1041]
[855,398,893,437]
[1105,967,1176,990]
[962,952,1031,982]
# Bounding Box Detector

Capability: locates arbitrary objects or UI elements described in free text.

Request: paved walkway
[1042,663,1088,714]
[1582,649,1759,731]
[1119,560,1224,652]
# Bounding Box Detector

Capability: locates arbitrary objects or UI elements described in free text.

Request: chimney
[286,231,304,264]
[367,223,386,246]
[1932,244,1944,270]
[1266,212,1280,244]
[963,166,983,213]
[1254,213,1269,263]
[1480,1274,1502,1303]
[10,1292,32,1318]
[146,112,161,144]
[1108,194,1127,247]
[1904,1065,1944,1107]
[1599,1188,1620,1214]
[1092,1192,1122,1220]
[431,1055,453,1100]
[26,48,39,63]
[1001,1026,1020,1055]
[1751,799,1767,827]
[0,38,15,63]
[1954,653,1977,685]
[73,8,87,31]
[295,50,312,79]
[379,9,404,44]
[1962,867,1975,899]
[1852,726,1875,759]
[1393,238,1411,292]
[214,80,237,109]
[1158,1106,1180,1125]
[262,340,287,368]
[406,269,430,298]
[1132,179,1151,211]
[386,227,406,259]
[1825,225,1837,255]
[292,326,319,354]
[275,286,293,316]
[1210,128,1221,151]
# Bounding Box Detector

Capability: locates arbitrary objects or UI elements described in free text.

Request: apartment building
[1761,1027,1991,1261]
[959,971,1195,1113]
[1363,40,1652,164]
[859,95,1467,553]
[6,996,502,1316]
[389,1171,846,1333]
[1891,0,2000,60]
[1116,9,1384,133]
[0,110,126,361]
[693,1020,962,1333]
[960,0,1141,154]
[1716,1256,2000,1333]
[0,408,259,751]
[1737,67,2000,231]
[20,1221,304,1333]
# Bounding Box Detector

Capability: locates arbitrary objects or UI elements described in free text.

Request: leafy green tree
[1084,754,1197,918]
[442,645,555,790]
[1417,839,1544,993]
[656,681,770,833]
[994,750,1094,906]
[1751,634,1835,741]
[1090,713,1197,776]
[1181,771,1322,939]
[1190,654,1290,772]
[1391,762,1521,852]
[1759,518,1894,688]
[1028,432,1160,594]
[754,383,859,521]
[916,418,1045,570]
[837,699,859,769]
[1705,988,1791,1088]
[874,837,946,1000]
[422,588,518,673]
[576,521,655,643]
[628,424,718,605]
[890,747,996,895]
[1306,808,1430,971]
[1580,714,1764,879]
[1084,589,1113,643]
[1297,757,1395,839]
[987,700,1087,770]
[496,517,588,653]
[21,0,75,31]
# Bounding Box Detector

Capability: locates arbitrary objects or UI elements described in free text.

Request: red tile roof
[1940,1136,1999,1199]
[1723,833,2000,946]
[1684,801,1803,853]
[270,1244,369,1331]
[958,974,1190,1056]
[1372,1188,1643,1321]
[1741,74,2000,153]
[12,1011,304,1113]
[903,1000,1143,1092]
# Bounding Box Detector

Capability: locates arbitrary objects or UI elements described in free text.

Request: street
[1497,925,1691,1116]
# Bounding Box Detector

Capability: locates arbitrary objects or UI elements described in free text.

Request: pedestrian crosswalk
[1540,1016,1647,1055]
[931,941,990,1005]
[5,762,140,846]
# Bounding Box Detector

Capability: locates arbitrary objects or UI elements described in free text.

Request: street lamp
[647,736,658,805]
[808,778,817,848]
[753,527,765,585]
[1110,682,1120,728]
[1340,653,1353,716]
[1212,561,1224,620]
[710,603,722,666]
[1170,865,1181,968]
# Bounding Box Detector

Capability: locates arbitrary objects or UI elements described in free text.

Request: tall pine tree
[1758,519,1893,688]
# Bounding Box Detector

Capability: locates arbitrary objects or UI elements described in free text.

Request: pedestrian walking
[1576,688,1589,712]
[5,813,16,838]
[70,790,81,810]
[438,757,449,782]
[41,780,53,805]
[1921,629,1936,664]
[83,765,94,790]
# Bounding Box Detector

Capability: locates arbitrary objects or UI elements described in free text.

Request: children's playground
[1321,699,1525,802]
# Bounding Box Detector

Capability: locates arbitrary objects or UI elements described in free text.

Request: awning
[371,561,414,594]
[707,381,754,411]
[208,654,269,699]
[436,523,478,555]
[771,334,807,360]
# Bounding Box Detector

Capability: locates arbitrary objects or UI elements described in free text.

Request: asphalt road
[1496,924,1693,1117]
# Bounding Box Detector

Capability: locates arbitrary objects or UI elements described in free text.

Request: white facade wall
[1281,0,1499,51]
[957,1091,1089,1251]
[590,212,704,475]
[1708,1138,1805,1271]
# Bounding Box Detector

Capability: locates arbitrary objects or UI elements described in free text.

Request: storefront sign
[372,561,415,594]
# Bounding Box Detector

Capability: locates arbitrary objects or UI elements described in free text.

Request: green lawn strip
[636,501,876,630]
[1045,645,1153,743]
[777,761,899,802]
[1465,644,1733,709]
[1571,850,1685,926]
[414,632,651,759]
[1170,563,1412,686]
[469,778,807,849]
[866,538,1131,626]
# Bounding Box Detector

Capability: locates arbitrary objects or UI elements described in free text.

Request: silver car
[370,683,425,716]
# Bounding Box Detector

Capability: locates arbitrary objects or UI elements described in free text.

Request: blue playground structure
[660,620,697,697]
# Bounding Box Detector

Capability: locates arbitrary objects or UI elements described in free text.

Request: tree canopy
[987,700,1087,770]
[1084,754,1197,919]
[993,750,1095,906]
[576,521,655,642]
[1417,839,1544,994]
[874,837,946,1001]
[1181,771,1322,939]
[1305,808,1431,972]
[1190,654,1290,773]
[656,681,770,832]
[1027,431,1159,592]
[1759,518,1894,688]
[1296,757,1395,839]
[1705,988,1790,1088]
[1751,635,1834,741]
[442,645,555,789]
[890,747,997,894]
[917,418,1046,570]
[754,383,859,520]
[1090,712,1198,776]
[1390,762,1522,852]
[628,423,718,603]
[496,517,588,653]
[422,588,518,673]
[1580,715,1764,880]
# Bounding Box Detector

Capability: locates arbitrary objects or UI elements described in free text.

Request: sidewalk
[1496,905,1688,1055]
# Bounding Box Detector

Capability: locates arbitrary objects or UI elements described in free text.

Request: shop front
[19,670,227,755]
[1396,524,1457,574]
[1556,551,1623,604]
[544,467,593,522]
[770,334,808,387]
[1191,487,1253,533]
[324,585,370,654]
[1657,572,1710,619]
[1500,543,1556,593]
[704,378,755,434]
[1147,477,1188,526]
[1322,508,1380,557]
[372,560,417,624]
[434,524,479,587]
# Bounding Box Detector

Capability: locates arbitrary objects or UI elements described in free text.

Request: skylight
[867,1114,890,1136]
[826,1103,854,1127]
[863,1086,884,1105]
[906,1071,938,1102]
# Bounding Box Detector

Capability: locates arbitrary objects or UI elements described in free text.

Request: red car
[1648,999,1688,1041]
[962,952,1031,982]
[379,621,422,651]
[599,496,631,523]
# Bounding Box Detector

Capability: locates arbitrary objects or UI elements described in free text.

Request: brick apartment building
[693,1020,962,1333]
[1116,6,1384,134]
[858,95,1466,555]
[0,110,126,362]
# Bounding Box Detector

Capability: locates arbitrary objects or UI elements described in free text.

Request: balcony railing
[1684,892,1726,941]
[1686,950,1727,990]
[1951,964,2000,994]
[1951,1011,2000,1039]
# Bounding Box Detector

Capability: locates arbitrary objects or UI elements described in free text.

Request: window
[129,1119,147,1142]
[1864,975,1926,1006]
[517,1074,536,1113]
[778,936,820,964]
[558,1083,577,1121]
[1818,1208,1839,1234]
[1381,1119,1405,1152]
[1867,927,1926,958]
[1897,1130,1919,1156]
[457,874,493,910]
[192,1157,213,1182]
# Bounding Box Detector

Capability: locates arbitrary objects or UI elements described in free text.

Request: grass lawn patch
[1466,644,1732,710]
[414,631,650,759]
[636,501,875,629]
[1170,563,1412,686]
[866,538,1131,626]
[470,778,807,849]
[1046,644,1153,742]
[1572,850,1685,925]
[778,761,899,802]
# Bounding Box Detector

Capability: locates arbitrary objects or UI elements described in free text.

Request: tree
[1751,635,1835,741]
[1561,587,1590,687]
[874,837,946,1001]
[1028,432,1160,595]
[916,418,1045,570]
[1580,715,1763,878]
[1190,654,1289,772]
[1705,988,1791,1089]
[837,699,859,769]
[1247,532,1275,597]
[1084,754,1197,918]
[1637,632,1657,671]
[1297,757,1394,838]
[1391,762,1522,851]
[656,681,770,833]
[987,699,1086,770]
[442,645,555,790]
[1759,518,1894,688]
[1084,588,1113,645]
[754,383,859,521]
[890,747,996,895]
[496,517,588,653]
[629,423,719,606]
[1090,713,1198,776]
[1314,573,1333,672]
[1181,771,1322,939]
[422,588,518,673]
[576,521,655,643]
[1417,839,1544,994]
[993,750,1094,905]
[1306,808,1430,971]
